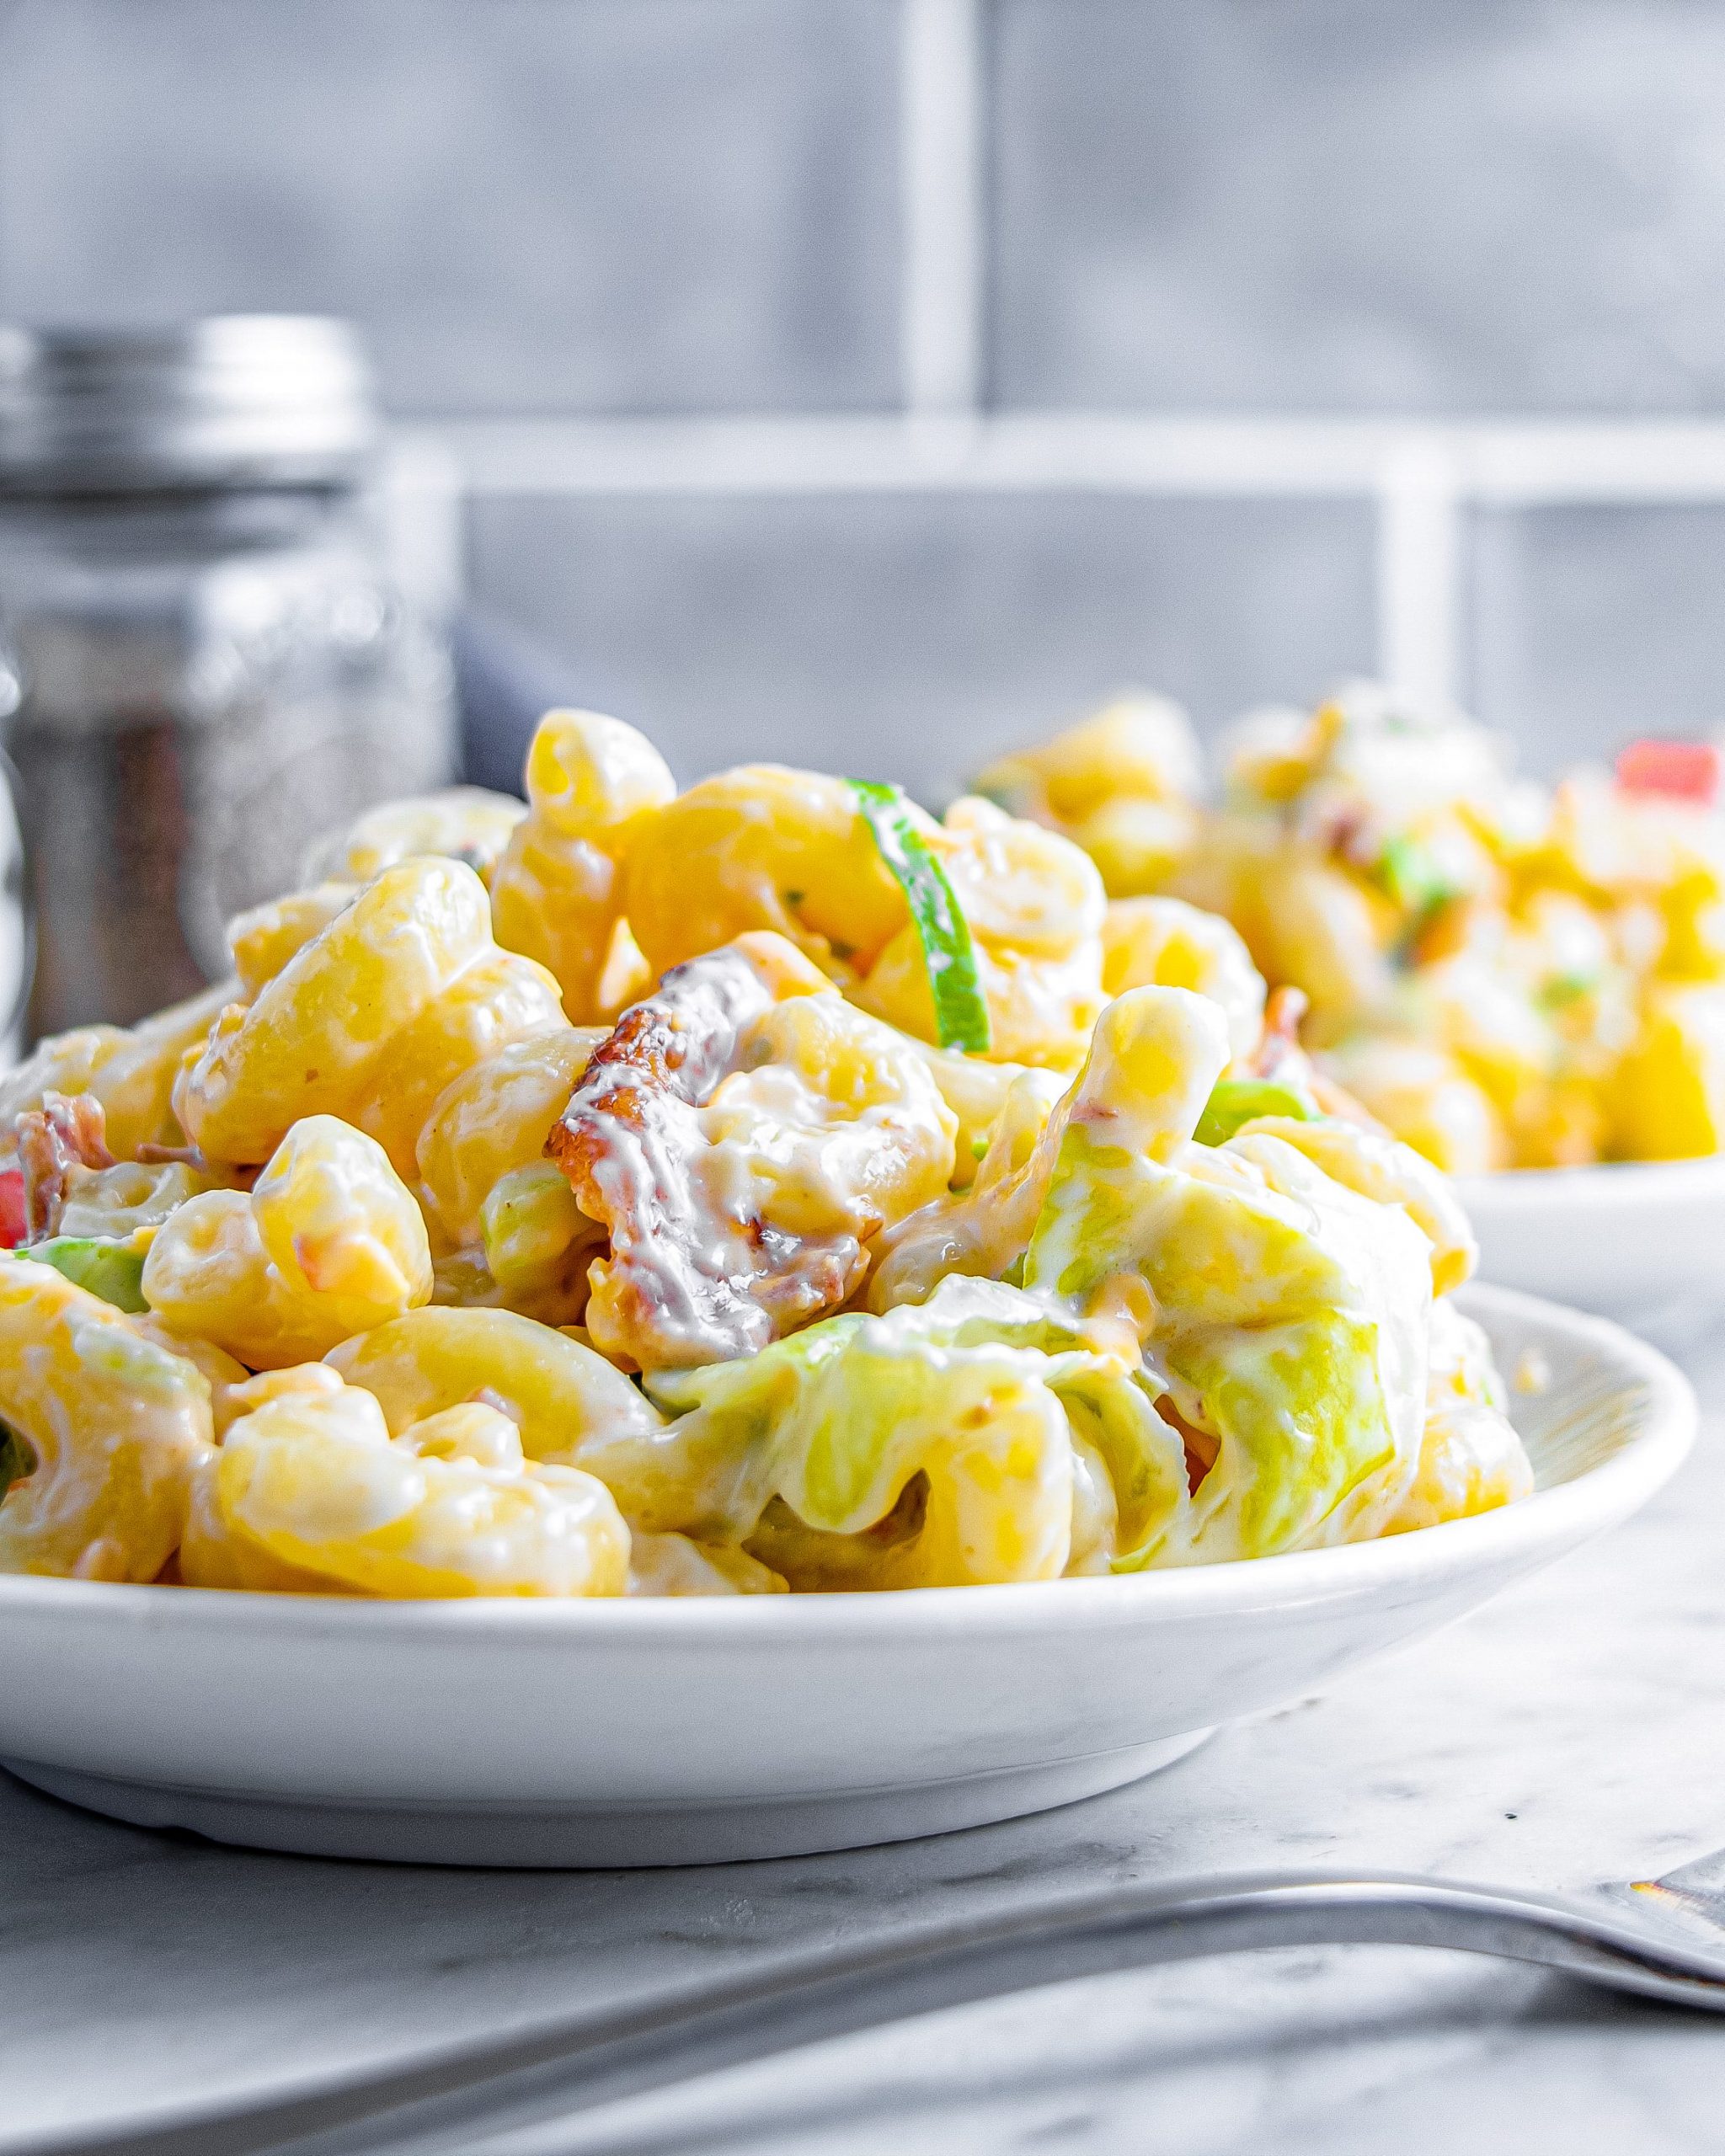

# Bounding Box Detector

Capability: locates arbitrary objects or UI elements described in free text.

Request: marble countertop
[6,1345,1725,2156]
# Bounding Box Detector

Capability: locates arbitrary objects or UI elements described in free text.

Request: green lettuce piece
[1024,1121,1428,1561]
[1194,1077,1316,1149]
[18,1237,148,1313]
[633,1277,1188,1578]
[1377,832,1458,916]
[849,779,991,1054]
[1537,969,1598,1011]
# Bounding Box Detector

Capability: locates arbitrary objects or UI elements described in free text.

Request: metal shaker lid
[0,315,378,493]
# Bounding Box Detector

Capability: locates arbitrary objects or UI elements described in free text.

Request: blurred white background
[9,0,1725,792]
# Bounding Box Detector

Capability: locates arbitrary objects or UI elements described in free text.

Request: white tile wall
[434,0,1725,746]
[8,0,1725,778]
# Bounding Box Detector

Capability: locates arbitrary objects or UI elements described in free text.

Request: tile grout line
[430,0,1725,707]
[1375,438,1464,707]
[425,411,1725,502]
[892,0,1471,699]
[435,405,1725,717]
[899,0,984,417]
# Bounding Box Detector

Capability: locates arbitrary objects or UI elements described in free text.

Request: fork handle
[63,1873,1725,2156]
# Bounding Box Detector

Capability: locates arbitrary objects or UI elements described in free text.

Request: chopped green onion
[1538,969,1596,1011]
[1377,834,1458,918]
[1194,1078,1316,1149]
[848,779,992,1054]
[0,1421,32,1497]
[18,1236,149,1313]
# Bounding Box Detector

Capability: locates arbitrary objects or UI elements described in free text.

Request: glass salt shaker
[0,317,456,1038]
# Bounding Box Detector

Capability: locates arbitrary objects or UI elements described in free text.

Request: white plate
[0,1285,1693,1869]
[1458,1155,1725,1326]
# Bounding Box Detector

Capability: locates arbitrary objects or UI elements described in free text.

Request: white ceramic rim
[0,1283,1694,1649]
[1456,1153,1725,1214]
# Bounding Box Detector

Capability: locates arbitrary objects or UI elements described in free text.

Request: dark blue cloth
[454,611,622,796]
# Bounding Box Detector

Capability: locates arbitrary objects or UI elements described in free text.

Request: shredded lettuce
[18,1236,149,1313]
[1194,1077,1316,1148]
[633,1278,1188,1582]
[848,779,991,1054]
[1538,969,1597,1011]
[1018,991,1432,1561]
[1029,1125,1432,1558]
[1377,832,1458,917]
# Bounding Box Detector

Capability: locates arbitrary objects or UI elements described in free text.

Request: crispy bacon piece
[135,1138,258,1192]
[1156,1394,1219,1495]
[134,1141,206,1166]
[16,1091,115,1241]
[547,936,842,1369]
[1249,985,1310,1087]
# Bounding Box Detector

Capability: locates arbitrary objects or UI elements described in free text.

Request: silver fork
[57,1848,1725,2156]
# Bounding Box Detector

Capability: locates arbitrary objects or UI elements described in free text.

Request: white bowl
[1458,1156,1725,1326]
[0,1285,1693,1869]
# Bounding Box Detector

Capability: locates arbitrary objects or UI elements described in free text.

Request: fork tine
[1592,1844,1725,1940]
[1619,1881,1725,1941]
[1648,1843,1725,1903]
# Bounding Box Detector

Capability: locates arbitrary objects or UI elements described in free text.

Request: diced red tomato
[1615,739,1723,805]
[0,1166,25,1249]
